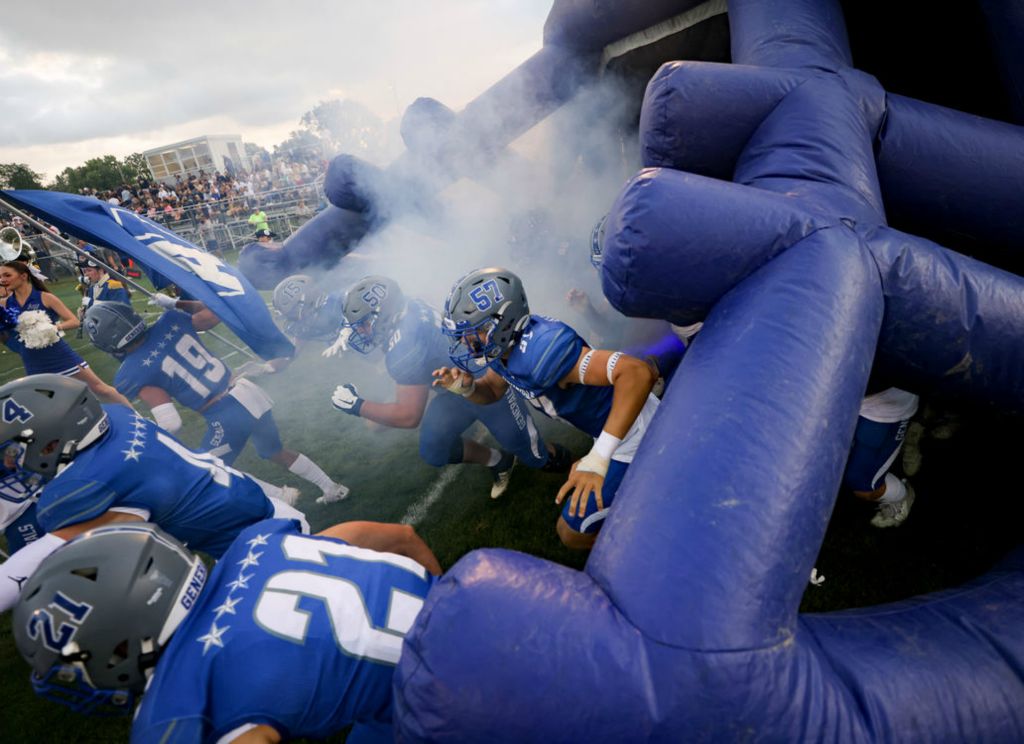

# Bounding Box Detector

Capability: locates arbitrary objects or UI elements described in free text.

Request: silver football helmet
[341,275,405,354]
[83,301,147,357]
[0,374,108,477]
[271,274,336,340]
[271,274,316,320]
[13,523,206,715]
[442,267,529,372]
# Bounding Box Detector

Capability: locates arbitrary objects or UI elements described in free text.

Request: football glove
[322,327,353,358]
[148,292,177,309]
[331,383,364,416]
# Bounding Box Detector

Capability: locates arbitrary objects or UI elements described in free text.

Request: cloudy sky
[0,0,552,181]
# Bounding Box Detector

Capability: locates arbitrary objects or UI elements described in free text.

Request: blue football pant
[200,395,284,466]
[560,458,628,535]
[842,416,910,492]
[418,387,548,469]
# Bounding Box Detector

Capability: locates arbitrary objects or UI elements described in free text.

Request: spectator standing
[248,204,270,234]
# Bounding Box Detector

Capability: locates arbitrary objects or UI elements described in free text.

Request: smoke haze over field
[316,75,645,333]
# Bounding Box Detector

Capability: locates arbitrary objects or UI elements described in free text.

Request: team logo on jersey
[2,398,33,425]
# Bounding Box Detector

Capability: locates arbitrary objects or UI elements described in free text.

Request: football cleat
[870,481,916,528]
[489,452,516,499]
[316,482,350,505]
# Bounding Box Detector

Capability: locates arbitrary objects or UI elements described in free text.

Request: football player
[435,267,661,549]
[269,273,354,361]
[329,275,571,499]
[0,374,308,613]
[83,298,348,504]
[843,386,920,528]
[14,518,439,742]
[0,440,43,553]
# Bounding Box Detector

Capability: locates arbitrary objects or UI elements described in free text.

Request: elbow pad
[151,402,183,433]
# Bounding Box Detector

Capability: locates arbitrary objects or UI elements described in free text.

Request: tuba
[0,226,23,262]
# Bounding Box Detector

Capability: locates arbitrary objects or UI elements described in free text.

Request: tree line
[1,96,398,194]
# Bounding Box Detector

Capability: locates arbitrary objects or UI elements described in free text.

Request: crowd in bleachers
[0,152,330,275]
[78,153,329,244]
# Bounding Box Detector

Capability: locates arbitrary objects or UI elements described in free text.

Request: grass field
[1,269,1021,742]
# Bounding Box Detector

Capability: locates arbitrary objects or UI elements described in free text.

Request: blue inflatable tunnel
[394,0,1024,740]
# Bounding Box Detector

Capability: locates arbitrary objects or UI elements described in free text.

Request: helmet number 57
[468,280,503,311]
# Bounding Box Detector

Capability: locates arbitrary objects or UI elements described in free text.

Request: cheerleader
[0,260,132,407]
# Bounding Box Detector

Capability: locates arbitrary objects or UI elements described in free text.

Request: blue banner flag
[2,190,294,361]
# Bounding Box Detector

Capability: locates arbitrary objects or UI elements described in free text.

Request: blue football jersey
[384,299,451,386]
[498,315,612,438]
[35,406,272,557]
[115,310,230,410]
[0,465,42,534]
[131,519,437,743]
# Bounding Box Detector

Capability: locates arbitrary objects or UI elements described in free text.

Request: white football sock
[878,472,906,504]
[485,448,502,467]
[289,453,339,493]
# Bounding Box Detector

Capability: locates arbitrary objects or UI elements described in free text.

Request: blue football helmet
[341,276,405,354]
[442,267,530,373]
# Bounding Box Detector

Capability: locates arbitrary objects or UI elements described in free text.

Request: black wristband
[347,396,364,417]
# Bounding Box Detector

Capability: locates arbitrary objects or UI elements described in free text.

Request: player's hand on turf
[432,366,474,394]
[556,461,605,519]
[322,327,353,358]
[331,383,364,416]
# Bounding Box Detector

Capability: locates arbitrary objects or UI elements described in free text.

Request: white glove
[331,383,364,416]
[322,327,353,358]
[148,292,178,309]
[233,360,275,379]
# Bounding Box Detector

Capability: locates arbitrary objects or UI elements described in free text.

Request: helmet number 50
[469,279,503,311]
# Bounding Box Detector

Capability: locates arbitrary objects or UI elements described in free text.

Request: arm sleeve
[0,532,66,612]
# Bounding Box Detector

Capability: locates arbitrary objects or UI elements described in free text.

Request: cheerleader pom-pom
[18,310,64,349]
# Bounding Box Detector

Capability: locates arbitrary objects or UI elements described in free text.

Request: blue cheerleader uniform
[2,288,87,375]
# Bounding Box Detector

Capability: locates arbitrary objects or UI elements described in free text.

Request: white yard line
[401,465,458,526]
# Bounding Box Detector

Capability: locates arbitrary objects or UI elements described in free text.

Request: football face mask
[344,312,385,354]
[443,316,502,373]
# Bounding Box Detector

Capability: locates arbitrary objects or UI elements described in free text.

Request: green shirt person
[248,208,269,233]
